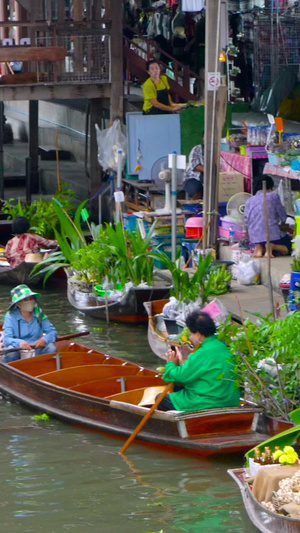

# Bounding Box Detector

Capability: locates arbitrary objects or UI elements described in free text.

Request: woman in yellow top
[142,60,181,115]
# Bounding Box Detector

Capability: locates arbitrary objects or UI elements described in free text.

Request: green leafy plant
[2,184,76,238]
[217,311,300,420]
[291,255,300,272]
[149,251,230,303]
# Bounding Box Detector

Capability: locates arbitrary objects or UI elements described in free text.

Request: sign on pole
[207,72,221,91]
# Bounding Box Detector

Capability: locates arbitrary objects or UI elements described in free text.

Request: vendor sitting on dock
[157,310,240,411]
[5,216,58,269]
[2,284,57,363]
[244,176,292,258]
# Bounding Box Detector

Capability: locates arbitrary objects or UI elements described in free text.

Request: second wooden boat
[0,260,45,287]
[228,468,300,533]
[67,282,171,324]
[0,338,274,456]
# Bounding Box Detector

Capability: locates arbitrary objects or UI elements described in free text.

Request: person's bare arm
[151,98,181,112]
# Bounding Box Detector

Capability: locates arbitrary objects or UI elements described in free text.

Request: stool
[288,271,300,311]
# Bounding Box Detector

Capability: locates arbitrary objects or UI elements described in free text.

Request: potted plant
[229,66,241,80]
[218,310,300,429]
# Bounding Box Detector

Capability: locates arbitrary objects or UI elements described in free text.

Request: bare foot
[264,251,275,258]
[253,244,264,257]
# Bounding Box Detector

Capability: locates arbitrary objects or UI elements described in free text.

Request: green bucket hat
[9,284,41,309]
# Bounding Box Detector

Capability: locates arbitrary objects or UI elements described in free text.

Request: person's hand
[165,346,178,364]
[20,341,31,350]
[34,337,46,349]
[172,105,181,112]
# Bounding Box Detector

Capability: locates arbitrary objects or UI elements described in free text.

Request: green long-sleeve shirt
[163,335,240,411]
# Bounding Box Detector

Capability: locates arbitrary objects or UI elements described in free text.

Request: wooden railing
[123,27,199,102]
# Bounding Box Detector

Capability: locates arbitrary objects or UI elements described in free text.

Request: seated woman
[244,176,292,258]
[142,59,181,115]
[5,216,58,268]
[157,310,240,411]
[2,284,57,363]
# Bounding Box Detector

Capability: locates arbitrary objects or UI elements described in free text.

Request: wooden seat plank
[37,364,144,387]
[69,375,165,397]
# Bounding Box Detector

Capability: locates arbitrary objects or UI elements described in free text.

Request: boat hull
[0,261,45,286]
[67,284,171,324]
[0,340,270,455]
[228,468,300,533]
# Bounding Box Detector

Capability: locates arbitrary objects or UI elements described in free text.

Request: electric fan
[150,156,184,214]
[226,192,252,224]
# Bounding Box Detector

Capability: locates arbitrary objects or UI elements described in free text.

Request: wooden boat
[144,298,243,360]
[144,299,182,359]
[228,468,300,533]
[0,260,45,287]
[0,338,273,455]
[67,280,171,324]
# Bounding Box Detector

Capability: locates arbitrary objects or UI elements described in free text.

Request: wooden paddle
[119,382,174,455]
[0,330,90,357]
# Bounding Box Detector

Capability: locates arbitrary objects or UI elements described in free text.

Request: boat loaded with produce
[229,418,300,532]
[33,201,171,323]
[144,251,235,359]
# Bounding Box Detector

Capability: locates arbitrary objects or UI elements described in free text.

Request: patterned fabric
[244,190,287,244]
[185,144,204,182]
[9,284,40,308]
[5,233,57,269]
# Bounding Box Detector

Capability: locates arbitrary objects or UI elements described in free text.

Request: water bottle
[229,227,235,246]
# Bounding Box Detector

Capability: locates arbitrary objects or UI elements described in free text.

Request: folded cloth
[252,465,300,503]
[279,502,300,518]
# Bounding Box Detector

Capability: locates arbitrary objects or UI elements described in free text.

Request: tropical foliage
[33,200,158,287]
[148,250,231,303]
[218,310,300,420]
[2,184,76,239]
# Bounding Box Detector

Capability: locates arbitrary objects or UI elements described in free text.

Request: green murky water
[0,285,256,533]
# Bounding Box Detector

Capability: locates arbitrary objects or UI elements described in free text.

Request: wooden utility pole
[108,0,123,121]
[203,0,227,250]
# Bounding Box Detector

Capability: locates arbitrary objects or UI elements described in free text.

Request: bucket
[20,349,35,359]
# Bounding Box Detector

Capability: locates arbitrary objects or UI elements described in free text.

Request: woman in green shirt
[158,310,240,411]
[142,60,181,115]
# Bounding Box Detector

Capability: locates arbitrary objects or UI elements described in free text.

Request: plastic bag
[95,119,127,172]
[237,256,260,285]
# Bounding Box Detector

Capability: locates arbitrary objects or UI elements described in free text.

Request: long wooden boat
[0,338,275,455]
[228,468,300,533]
[0,260,45,287]
[67,281,171,324]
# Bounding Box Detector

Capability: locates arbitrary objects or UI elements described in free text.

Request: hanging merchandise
[182,0,205,12]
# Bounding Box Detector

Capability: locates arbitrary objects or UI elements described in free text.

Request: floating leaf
[32,413,50,421]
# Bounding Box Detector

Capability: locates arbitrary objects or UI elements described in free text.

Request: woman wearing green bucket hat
[2,284,57,363]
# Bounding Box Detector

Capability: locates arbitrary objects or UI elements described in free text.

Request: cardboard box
[218,171,244,203]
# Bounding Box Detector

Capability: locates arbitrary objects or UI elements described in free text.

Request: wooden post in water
[203,0,227,250]
[108,0,123,121]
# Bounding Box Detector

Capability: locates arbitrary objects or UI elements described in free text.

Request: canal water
[0,285,256,533]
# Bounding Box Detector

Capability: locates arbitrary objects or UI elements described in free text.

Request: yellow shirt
[142,75,170,112]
